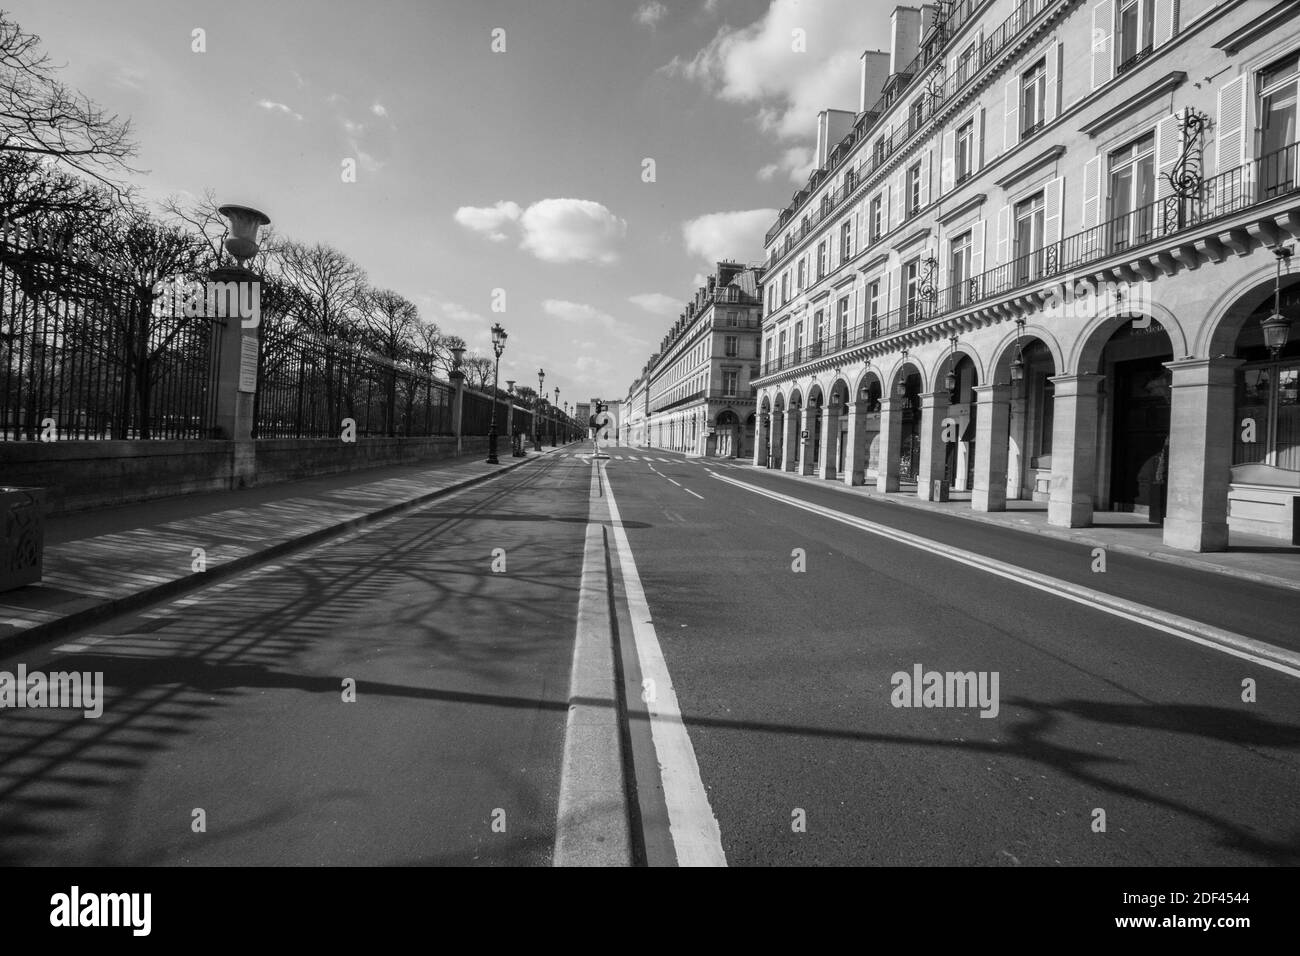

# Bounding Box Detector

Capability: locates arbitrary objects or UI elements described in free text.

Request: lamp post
[449,344,467,455]
[536,368,545,451]
[486,323,507,464]
[554,387,560,446]
[1263,245,1294,358]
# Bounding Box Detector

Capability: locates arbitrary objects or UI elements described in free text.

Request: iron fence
[1,237,221,441]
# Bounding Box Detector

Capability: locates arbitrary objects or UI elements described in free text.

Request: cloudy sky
[7,0,892,401]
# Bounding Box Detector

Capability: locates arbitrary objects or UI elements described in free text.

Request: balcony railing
[763,0,1060,255]
[758,142,1300,379]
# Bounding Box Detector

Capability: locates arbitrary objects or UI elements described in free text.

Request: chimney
[889,6,922,75]
[859,50,891,112]
[919,3,937,44]
[816,108,857,167]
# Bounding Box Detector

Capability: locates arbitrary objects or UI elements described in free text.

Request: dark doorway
[1109,356,1171,514]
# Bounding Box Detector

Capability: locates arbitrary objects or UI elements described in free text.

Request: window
[957,40,978,86]
[793,320,804,361]
[726,311,738,327]
[781,272,790,304]
[1021,59,1046,137]
[907,163,922,217]
[1117,0,1154,75]
[767,283,776,311]
[870,194,884,241]
[910,98,926,134]
[1259,51,1300,199]
[1013,192,1046,285]
[816,241,827,279]
[956,118,975,184]
[797,258,806,291]
[950,231,972,308]
[840,220,853,260]
[754,337,762,358]
[867,280,881,336]
[844,167,856,193]
[1108,131,1155,251]
[725,335,739,357]
[836,296,850,347]
[904,258,922,324]
[778,329,788,362]
[812,309,825,356]
[1235,362,1300,470]
[723,370,739,397]
[873,136,886,165]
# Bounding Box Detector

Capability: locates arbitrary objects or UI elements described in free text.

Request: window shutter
[977,107,986,168]
[970,220,986,281]
[937,234,948,293]
[1154,111,1182,203]
[1215,74,1247,174]
[942,128,956,192]
[1091,1,1114,90]
[1045,41,1061,123]
[1004,77,1020,152]
[1081,155,1102,255]
[891,170,904,228]
[886,264,901,314]
[996,204,1011,264]
[1154,0,1179,46]
[920,148,933,207]
[1043,177,1065,252]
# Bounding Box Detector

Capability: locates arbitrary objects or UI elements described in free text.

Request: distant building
[633,261,767,457]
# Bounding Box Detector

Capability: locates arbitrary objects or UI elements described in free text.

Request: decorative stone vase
[1,487,45,592]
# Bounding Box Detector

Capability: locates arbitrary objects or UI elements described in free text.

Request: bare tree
[361,288,419,435]
[462,354,494,390]
[0,11,137,195]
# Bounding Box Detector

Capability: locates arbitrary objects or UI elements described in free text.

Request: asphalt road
[598,444,1300,866]
[0,455,591,866]
[3,443,1296,867]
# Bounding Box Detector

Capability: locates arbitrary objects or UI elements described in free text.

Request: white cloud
[757,144,816,183]
[663,0,863,140]
[257,99,303,121]
[440,302,485,325]
[520,199,626,265]
[371,102,388,117]
[682,209,778,264]
[635,1,669,28]
[453,201,523,242]
[454,198,626,263]
[628,293,683,316]
[542,299,619,331]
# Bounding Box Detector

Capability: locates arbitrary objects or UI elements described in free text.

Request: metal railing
[759,142,1300,378]
[1,238,222,441]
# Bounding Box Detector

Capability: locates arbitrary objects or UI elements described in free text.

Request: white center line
[601,463,726,867]
[665,477,681,486]
[683,488,704,500]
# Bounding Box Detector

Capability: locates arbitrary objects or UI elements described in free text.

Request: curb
[735,463,1300,593]
[2,451,559,655]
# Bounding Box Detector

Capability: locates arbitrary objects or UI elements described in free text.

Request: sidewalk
[1,443,580,651]
[728,461,1300,592]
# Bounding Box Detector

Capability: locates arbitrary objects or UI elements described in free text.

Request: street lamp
[486,323,507,464]
[554,387,560,446]
[1010,318,1026,391]
[506,380,517,456]
[1263,245,1294,358]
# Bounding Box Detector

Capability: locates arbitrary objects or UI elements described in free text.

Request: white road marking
[683,488,704,500]
[601,463,727,866]
[710,472,1300,679]
[665,477,682,487]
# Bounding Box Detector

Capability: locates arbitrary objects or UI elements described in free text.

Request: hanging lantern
[1262,311,1291,356]
[895,379,908,398]
[1010,353,1025,382]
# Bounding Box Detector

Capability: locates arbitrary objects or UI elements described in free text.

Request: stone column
[818,403,841,479]
[799,404,817,475]
[753,415,768,467]
[782,408,800,471]
[844,400,870,486]
[915,391,951,501]
[972,384,1011,512]
[1162,357,1242,552]
[1047,373,1104,528]
[1006,394,1027,499]
[209,268,259,487]
[876,398,904,492]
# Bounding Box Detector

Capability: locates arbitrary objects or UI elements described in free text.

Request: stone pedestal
[1162,357,1242,552]
[0,486,45,591]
